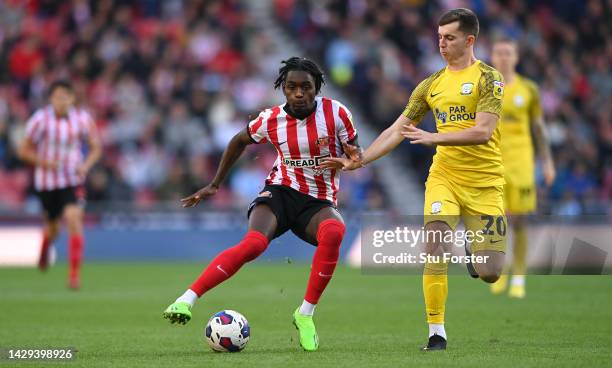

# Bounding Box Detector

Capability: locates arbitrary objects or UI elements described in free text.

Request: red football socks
[68,234,83,286]
[304,219,345,304]
[37,233,51,271]
[190,230,269,297]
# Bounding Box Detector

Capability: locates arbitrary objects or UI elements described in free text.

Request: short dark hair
[273,57,325,94]
[48,80,74,96]
[492,37,518,47]
[438,8,479,38]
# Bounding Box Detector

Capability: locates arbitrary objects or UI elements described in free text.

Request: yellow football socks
[423,260,448,324]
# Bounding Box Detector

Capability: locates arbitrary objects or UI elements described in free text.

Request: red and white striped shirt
[25,106,96,192]
[247,97,357,205]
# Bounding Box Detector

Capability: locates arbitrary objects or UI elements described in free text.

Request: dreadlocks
[273,57,325,94]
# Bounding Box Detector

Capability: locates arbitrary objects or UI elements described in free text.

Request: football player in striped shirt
[163,57,361,352]
[18,80,101,289]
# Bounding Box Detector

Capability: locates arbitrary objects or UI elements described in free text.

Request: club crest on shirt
[513,94,525,107]
[460,82,474,95]
[316,136,330,147]
[431,201,442,214]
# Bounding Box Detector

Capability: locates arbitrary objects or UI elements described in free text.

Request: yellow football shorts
[423,172,507,253]
[503,174,536,215]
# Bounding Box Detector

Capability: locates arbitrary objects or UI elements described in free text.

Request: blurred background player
[322,8,507,351]
[163,57,360,352]
[490,39,556,298]
[17,80,101,289]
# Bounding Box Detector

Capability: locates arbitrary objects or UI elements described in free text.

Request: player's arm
[181,128,253,208]
[17,137,57,169]
[77,124,102,178]
[401,112,498,146]
[321,78,430,170]
[325,115,409,170]
[528,81,555,186]
[532,116,555,185]
[362,114,412,163]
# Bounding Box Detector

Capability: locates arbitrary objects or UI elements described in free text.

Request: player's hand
[76,164,89,179]
[543,159,556,187]
[181,184,219,208]
[319,142,364,171]
[401,124,439,146]
[319,156,360,171]
[342,141,363,162]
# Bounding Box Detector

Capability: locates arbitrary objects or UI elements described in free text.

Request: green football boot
[163,301,192,325]
[292,308,319,351]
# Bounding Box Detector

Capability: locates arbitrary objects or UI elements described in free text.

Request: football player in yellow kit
[490,39,555,298]
[322,8,507,350]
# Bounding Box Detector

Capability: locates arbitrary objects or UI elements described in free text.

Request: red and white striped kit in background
[248,96,357,205]
[25,106,95,192]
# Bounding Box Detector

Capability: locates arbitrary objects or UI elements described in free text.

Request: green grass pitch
[1,263,610,367]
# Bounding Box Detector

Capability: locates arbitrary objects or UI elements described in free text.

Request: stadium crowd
[0,0,388,213]
[276,0,611,215]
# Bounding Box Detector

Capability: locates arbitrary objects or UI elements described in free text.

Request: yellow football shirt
[499,74,542,183]
[403,60,505,187]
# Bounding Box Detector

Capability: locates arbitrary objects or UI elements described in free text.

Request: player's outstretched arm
[320,114,409,170]
[181,128,253,208]
[401,111,498,146]
[362,114,411,163]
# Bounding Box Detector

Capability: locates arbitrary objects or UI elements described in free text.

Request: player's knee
[478,264,502,283]
[239,230,269,261]
[480,273,500,283]
[425,221,450,233]
[66,221,82,235]
[316,219,345,247]
[64,208,83,234]
[424,221,452,251]
[474,250,504,283]
[513,215,527,228]
[46,221,61,240]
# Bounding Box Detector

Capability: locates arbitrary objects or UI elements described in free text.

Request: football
[204,310,250,352]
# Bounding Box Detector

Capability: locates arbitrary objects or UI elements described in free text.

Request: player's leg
[508,182,535,298]
[300,206,344,313]
[422,220,453,351]
[38,215,61,271]
[421,174,461,351]
[37,190,62,271]
[508,214,527,298]
[490,182,514,294]
[164,202,279,325]
[187,204,276,297]
[463,186,507,284]
[63,204,84,289]
[292,206,345,351]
